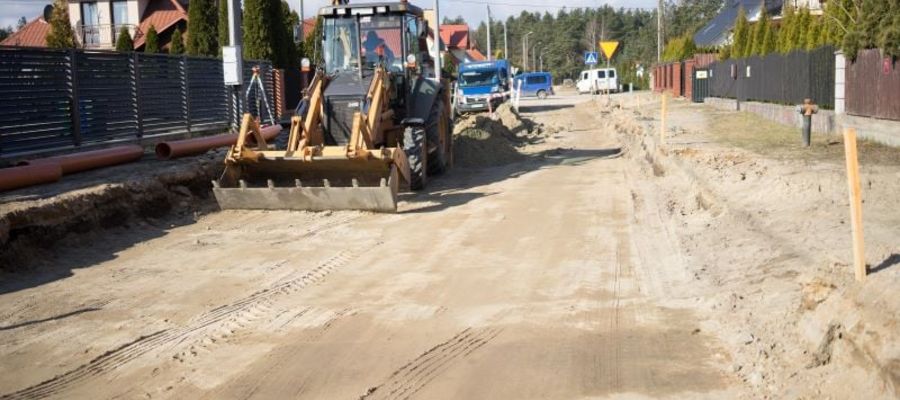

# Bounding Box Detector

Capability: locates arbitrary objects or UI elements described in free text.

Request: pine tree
[17,17,27,31]
[187,0,219,56]
[731,6,750,59]
[242,0,295,66]
[777,5,795,53]
[806,16,821,50]
[761,20,777,55]
[218,0,229,53]
[823,0,855,46]
[792,7,811,51]
[880,13,900,60]
[278,0,299,67]
[751,9,769,56]
[115,26,133,52]
[243,0,273,61]
[144,25,159,53]
[171,27,185,54]
[45,0,77,48]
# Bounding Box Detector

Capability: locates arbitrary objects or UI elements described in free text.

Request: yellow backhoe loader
[213,0,452,212]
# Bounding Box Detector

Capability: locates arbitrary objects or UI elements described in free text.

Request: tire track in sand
[360,326,504,400]
[1,242,379,400]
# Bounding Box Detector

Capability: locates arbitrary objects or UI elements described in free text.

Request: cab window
[609,70,616,78]
[360,15,403,71]
[597,70,606,78]
[404,15,419,58]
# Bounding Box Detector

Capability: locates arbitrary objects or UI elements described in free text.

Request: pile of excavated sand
[452,103,544,167]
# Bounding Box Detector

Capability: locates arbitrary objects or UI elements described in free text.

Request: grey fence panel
[187,57,228,128]
[0,47,75,154]
[1,45,274,159]
[138,53,187,136]
[76,50,138,143]
[708,46,835,109]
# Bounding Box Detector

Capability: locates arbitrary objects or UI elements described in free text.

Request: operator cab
[318,2,434,145]
[320,2,431,77]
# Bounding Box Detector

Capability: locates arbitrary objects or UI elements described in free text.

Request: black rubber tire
[403,124,426,191]
[426,98,447,177]
[537,89,547,99]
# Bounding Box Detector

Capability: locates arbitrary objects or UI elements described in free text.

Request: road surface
[0,94,740,399]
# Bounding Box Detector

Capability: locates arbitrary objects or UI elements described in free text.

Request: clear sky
[1,0,657,34]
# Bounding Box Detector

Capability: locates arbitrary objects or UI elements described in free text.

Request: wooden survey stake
[843,128,866,281]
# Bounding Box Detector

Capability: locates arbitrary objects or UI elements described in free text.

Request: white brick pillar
[834,50,846,114]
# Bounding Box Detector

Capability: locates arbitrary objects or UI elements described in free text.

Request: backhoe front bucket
[213,156,400,212]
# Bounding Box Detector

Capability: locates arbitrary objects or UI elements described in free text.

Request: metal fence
[708,46,835,109]
[846,49,900,121]
[0,46,274,158]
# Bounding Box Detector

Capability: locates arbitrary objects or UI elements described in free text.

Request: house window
[80,2,100,45]
[111,1,129,42]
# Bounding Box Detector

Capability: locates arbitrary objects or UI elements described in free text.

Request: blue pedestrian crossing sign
[584,52,599,65]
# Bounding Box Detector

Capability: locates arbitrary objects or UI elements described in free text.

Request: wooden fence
[846,49,900,121]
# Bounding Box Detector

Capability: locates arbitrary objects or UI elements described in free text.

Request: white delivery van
[577,68,618,94]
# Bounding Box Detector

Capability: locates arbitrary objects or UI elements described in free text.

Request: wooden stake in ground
[843,128,866,281]
[660,92,667,146]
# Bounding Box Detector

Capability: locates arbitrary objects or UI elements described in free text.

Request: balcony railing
[76,24,141,49]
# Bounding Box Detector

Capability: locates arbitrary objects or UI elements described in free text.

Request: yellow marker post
[843,128,866,281]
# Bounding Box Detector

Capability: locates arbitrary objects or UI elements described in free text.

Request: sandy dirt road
[0,94,740,399]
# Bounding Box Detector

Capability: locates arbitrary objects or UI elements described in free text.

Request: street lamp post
[531,42,541,73]
[522,31,534,73]
[539,48,546,71]
[503,21,508,60]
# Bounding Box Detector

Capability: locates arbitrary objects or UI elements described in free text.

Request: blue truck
[455,60,510,113]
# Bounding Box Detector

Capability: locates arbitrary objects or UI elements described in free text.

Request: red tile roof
[134,0,188,48]
[1,16,50,48]
[466,48,486,62]
[440,24,470,49]
[302,18,316,38]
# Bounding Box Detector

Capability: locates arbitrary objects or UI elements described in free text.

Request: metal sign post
[585,52,598,100]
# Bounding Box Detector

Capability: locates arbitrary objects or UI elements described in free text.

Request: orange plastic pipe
[0,163,63,192]
[155,125,282,160]
[28,145,145,175]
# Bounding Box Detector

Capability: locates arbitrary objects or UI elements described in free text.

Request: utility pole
[657,0,664,62]
[486,5,492,61]
[298,0,304,41]
[523,31,533,73]
[503,21,508,60]
[433,0,441,82]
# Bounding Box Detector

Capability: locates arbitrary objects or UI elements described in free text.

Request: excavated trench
[1,107,543,272]
[0,155,222,271]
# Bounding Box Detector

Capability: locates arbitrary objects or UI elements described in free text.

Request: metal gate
[692,68,710,103]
